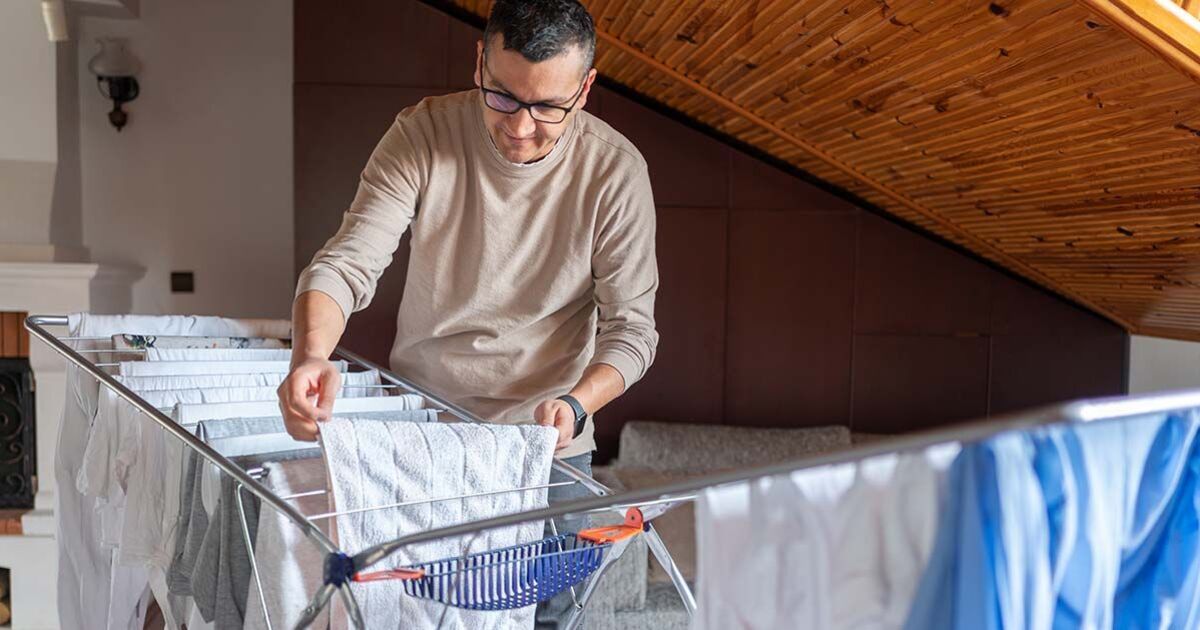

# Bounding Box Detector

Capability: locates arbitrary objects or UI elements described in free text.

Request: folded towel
[173,395,428,425]
[320,419,558,630]
[144,348,293,362]
[116,360,348,377]
[114,369,382,393]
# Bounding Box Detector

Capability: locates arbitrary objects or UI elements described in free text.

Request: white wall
[1128,335,1200,393]
[78,0,294,318]
[0,0,60,247]
[0,1,57,163]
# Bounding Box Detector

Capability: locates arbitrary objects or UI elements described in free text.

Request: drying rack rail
[26,314,696,629]
[30,312,1200,629]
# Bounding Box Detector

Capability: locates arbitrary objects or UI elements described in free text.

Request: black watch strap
[556,394,589,438]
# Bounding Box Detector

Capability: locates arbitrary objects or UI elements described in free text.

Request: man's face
[474,36,596,164]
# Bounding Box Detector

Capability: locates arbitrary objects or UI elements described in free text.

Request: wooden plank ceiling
[450,0,1200,340]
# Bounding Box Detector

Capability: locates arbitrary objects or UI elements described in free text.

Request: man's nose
[508,108,537,137]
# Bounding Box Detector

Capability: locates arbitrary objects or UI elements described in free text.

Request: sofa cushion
[616,421,852,474]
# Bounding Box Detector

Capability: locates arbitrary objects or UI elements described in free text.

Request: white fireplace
[0,261,140,629]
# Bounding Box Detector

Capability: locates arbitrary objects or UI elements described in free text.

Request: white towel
[320,420,558,630]
[173,394,428,425]
[114,369,383,392]
[244,457,332,630]
[117,360,347,377]
[144,347,294,362]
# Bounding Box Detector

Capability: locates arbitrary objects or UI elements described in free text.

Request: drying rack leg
[643,523,697,615]
[236,484,274,630]
[338,584,365,629]
[295,583,335,629]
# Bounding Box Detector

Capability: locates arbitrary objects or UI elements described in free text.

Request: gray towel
[320,419,557,630]
[191,474,261,629]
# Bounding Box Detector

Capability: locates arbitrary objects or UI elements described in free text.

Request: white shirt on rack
[693,442,960,630]
[54,313,291,630]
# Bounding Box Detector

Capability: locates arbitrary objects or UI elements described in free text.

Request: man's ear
[473,40,484,88]
[577,67,598,110]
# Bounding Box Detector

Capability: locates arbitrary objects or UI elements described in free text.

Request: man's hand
[534,398,576,451]
[277,357,343,442]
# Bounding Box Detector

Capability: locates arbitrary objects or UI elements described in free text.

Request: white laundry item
[320,419,558,630]
[116,401,188,570]
[55,313,290,630]
[107,535,151,630]
[162,401,435,624]
[144,347,294,362]
[113,384,391,572]
[78,386,282,523]
[114,369,383,392]
[116,359,347,377]
[72,313,292,341]
[244,458,332,630]
[692,442,960,630]
[173,394,428,425]
[111,333,289,353]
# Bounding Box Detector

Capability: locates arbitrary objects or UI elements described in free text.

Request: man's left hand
[534,398,575,451]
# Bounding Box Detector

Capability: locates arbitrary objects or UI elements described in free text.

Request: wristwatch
[556,394,589,438]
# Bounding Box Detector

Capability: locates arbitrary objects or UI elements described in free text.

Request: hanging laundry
[320,419,558,630]
[904,410,1200,630]
[693,443,959,630]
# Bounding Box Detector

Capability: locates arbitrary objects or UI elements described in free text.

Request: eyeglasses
[479,51,587,124]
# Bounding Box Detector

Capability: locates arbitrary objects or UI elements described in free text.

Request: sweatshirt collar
[473,90,577,178]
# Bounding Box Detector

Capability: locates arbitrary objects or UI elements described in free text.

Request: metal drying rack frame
[25,314,695,629]
[29,314,1200,629]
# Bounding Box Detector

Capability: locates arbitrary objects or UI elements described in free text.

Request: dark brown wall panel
[855,213,993,336]
[295,0,451,87]
[600,88,730,209]
[295,0,1130,460]
[991,273,1118,338]
[989,334,1127,415]
[724,211,857,427]
[295,85,445,365]
[447,18,483,90]
[598,207,729,456]
[851,335,991,433]
[730,152,854,213]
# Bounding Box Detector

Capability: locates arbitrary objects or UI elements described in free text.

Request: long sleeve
[588,161,660,390]
[295,112,428,321]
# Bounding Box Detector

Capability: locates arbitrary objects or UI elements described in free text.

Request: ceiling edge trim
[1076,0,1200,84]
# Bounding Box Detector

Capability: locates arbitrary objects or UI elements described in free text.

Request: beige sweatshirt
[296,89,659,457]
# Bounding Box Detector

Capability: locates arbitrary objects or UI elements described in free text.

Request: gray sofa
[578,421,860,629]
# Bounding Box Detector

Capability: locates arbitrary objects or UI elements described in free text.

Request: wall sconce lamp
[88,38,141,131]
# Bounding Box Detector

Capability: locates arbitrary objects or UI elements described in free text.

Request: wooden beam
[1075,0,1200,84]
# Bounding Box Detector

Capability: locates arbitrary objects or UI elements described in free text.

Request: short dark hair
[484,0,596,68]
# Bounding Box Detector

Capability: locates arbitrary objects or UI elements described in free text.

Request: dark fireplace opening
[0,313,34,510]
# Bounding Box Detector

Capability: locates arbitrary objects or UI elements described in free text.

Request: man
[279,0,658,623]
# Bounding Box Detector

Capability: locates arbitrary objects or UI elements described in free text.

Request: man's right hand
[278,357,343,441]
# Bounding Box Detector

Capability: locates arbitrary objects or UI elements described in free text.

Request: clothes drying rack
[26,314,695,630]
[28,314,1200,629]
